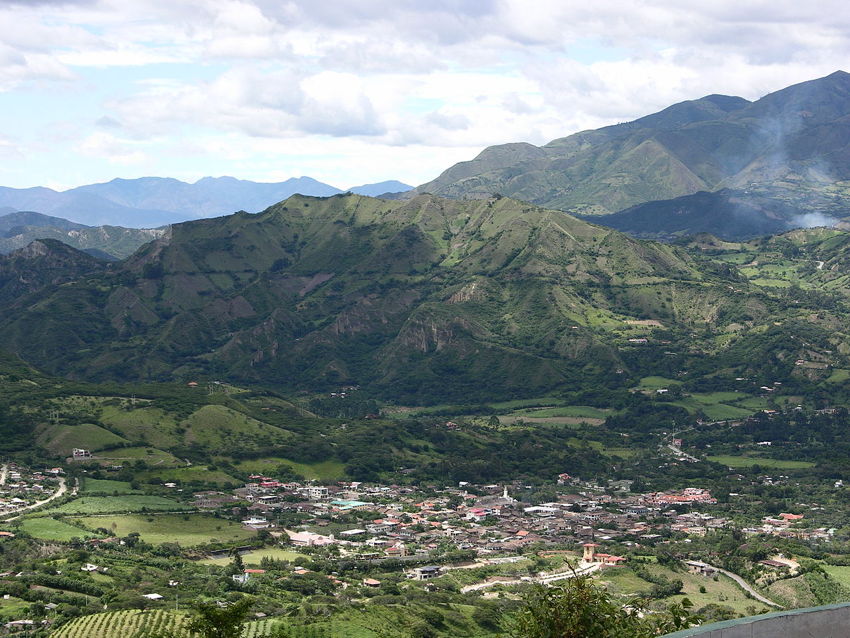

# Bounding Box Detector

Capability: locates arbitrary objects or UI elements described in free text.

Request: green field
[182,405,293,451]
[18,517,101,541]
[510,405,609,419]
[199,547,306,566]
[72,513,256,546]
[824,565,850,589]
[637,376,680,390]
[80,478,137,494]
[36,423,129,457]
[40,495,185,515]
[94,446,183,466]
[99,404,181,449]
[234,457,347,481]
[0,596,29,620]
[706,455,816,469]
[599,564,769,617]
[827,369,850,383]
[137,466,237,486]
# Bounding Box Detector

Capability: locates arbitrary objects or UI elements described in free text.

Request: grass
[637,376,679,390]
[0,596,29,620]
[72,513,256,546]
[94,446,183,466]
[706,455,815,469]
[823,565,850,589]
[99,405,181,449]
[36,423,129,457]
[234,457,347,481]
[17,517,101,541]
[40,495,185,515]
[182,405,292,451]
[137,466,237,486]
[510,405,609,419]
[199,547,306,566]
[80,478,137,494]
[827,369,850,383]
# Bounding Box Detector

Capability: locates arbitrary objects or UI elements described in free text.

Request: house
[286,530,335,547]
[242,517,273,530]
[142,593,163,600]
[72,448,91,459]
[409,566,441,580]
[685,560,718,577]
[362,578,381,588]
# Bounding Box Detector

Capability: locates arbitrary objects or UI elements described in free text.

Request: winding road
[2,477,71,521]
[707,563,781,608]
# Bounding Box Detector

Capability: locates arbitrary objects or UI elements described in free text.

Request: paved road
[3,477,68,521]
[708,563,782,608]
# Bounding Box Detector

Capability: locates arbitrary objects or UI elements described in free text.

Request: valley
[2,69,850,637]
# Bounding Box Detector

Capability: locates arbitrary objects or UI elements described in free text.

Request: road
[665,443,700,463]
[461,562,601,593]
[707,563,781,608]
[3,477,70,521]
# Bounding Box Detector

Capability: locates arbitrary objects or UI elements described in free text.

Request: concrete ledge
[663,602,850,637]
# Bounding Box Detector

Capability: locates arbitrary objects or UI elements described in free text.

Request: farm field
[706,455,816,469]
[80,478,137,494]
[72,513,257,545]
[51,609,190,638]
[17,517,100,541]
[200,547,307,566]
[39,495,185,515]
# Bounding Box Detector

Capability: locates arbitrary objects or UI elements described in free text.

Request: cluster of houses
[185,475,749,560]
[0,463,61,516]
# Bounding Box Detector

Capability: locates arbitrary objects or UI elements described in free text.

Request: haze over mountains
[412,71,850,240]
[0,177,412,228]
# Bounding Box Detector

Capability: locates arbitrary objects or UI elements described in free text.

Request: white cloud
[78,131,148,164]
[2,0,850,187]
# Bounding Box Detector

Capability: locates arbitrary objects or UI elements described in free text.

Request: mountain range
[0,210,165,259]
[0,177,412,228]
[1,192,846,404]
[411,71,850,239]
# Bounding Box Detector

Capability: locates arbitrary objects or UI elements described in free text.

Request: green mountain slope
[412,71,850,223]
[0,211,166,259]
[0,193,848,403]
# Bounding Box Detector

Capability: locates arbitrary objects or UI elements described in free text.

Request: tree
[508,575,701,638]
[187,597,256,638]
[509,578,647,638]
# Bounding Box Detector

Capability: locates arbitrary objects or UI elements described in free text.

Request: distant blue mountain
[0,176,411,228]
[348,180,412,196]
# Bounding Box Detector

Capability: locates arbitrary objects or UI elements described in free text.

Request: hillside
[586,189,809,240]
[0,211,165,259]
[0,193,847,404]
[411,71,850,233]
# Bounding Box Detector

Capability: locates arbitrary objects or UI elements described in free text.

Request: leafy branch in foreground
[508,575,701,638]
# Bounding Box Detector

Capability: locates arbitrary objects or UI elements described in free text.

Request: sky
[0,0,849,191]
